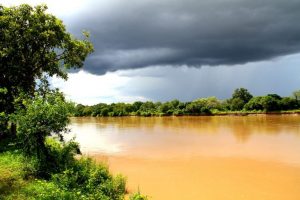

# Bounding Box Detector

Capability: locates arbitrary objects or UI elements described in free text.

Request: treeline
[74,88,300,117]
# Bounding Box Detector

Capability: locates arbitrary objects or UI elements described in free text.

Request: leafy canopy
[0,4,93,114]
[231,88,253,103]
[12,90,73,151]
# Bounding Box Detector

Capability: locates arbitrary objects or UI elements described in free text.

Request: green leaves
[12,91,73,158]
[0,4,93,115]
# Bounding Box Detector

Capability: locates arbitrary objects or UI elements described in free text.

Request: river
[69,115,300,200]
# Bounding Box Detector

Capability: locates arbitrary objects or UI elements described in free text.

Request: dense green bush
[42,138,80,176]
[244,95,296,112]
[0,151,128,200]
[244,96,264,111]
[50,157,126,200]
[11,91,77,178]
[280,97,299,110]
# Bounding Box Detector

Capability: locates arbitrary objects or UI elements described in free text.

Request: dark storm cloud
[66,0,300,75]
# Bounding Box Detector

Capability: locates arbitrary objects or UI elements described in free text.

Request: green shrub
[51,157,126,200]
[0,151,129,200]
[37,137,80,177]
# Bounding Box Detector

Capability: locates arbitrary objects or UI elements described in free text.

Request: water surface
[70,115,300,200]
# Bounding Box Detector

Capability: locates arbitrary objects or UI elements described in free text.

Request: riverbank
[72,109,300,117]
[210,109,300,116]
[74,91,300,117]
[0,150,125,199]
[0,137,147,200]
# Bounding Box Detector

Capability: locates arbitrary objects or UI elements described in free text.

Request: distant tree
[232,88,253,103]
[170,99,180,108]
[229,98,245,111]
[132,101,143,112]
[0,4,93,133]
[260,96,279,111]
[185,97,220,114]
[159,102,172,114]
[292,90,300,101]
[100,107,110,116]
[177,102,186,110]
[229,88,253,110]
[244,97,264,111]
[82,106,93,116]
[267,94,282,100]
[244,96,280,111]
[185,102,201,114]
[74,104,86,116]
[280,97,299,110]
[139,101,156,112]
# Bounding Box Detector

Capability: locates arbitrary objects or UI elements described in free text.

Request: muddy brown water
[69,115,300,200]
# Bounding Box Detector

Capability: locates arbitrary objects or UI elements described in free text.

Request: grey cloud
[65,0,300,74]
[116,54,300,102]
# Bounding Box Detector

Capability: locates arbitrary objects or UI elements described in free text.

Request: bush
[0,150,130,200]
[280,97,299,110]
[12,91,77,178]
[37,137,80,177]
[51,157,126,200]
[244,96,280,111]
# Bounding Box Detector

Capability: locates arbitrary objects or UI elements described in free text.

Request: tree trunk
[10,123,16,138]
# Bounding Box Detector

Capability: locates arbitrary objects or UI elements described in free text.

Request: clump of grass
[0,151,34,199]
[129,189,149,200]
[0,150,127,200]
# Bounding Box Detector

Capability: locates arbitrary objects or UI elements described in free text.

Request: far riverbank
[72,109,300,117]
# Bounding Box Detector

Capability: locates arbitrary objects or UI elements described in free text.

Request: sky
[3,0,300,104]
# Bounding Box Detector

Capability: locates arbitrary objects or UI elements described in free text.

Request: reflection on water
[69,115,300,200]
[69,116,300,165]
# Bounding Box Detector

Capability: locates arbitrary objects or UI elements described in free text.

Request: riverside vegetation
[74,88,300,117]
[0,4,147,200]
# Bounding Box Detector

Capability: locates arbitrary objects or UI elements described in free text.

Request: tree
[292,90,300,101]
[132,101,143,112]
[74,104,86,116]
[229,97,245,111]
[0,4,93,131]
[267,94,282,100]
[280,97,299,110]
[232,88,253,103]
[12,90,79,177]
[185,97,220,115]
[260,96,279,111]
[244,96,280,111]
[229,88,253,110]
[244,97,263,111]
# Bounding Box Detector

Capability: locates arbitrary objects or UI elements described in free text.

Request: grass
[0,149,147,200]
[0,151,29,199]
[0,150,123,199]
[0,132,148,199]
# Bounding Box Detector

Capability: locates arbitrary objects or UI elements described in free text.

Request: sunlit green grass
[0,151,28,199]
[0,150,146,200]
